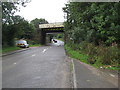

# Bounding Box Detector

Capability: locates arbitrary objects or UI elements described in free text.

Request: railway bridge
[39,23,64,45]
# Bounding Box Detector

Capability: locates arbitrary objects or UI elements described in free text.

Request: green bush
[99,45,119,65]
[27,40,39,45]
[65,44,89,63]
[2,46,21,53]
[65,42,119,68]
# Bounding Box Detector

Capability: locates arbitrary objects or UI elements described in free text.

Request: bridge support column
[40,30,46,45]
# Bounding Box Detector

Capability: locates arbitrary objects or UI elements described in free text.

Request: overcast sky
[15,0,68,23]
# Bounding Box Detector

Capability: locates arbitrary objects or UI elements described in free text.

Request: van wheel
[24,45,26,48]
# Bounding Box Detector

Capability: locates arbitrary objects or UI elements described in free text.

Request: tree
[2,0,29,25]
[63,2,120,46]
[30,18,48,43]
[14,16,35,39]
[2,1,31,46]
[30,18,48,28]
[2,15,35,46]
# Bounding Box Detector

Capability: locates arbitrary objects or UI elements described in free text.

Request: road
[73,60,118,88]
[2,45,71,88]
[2,39,118,88]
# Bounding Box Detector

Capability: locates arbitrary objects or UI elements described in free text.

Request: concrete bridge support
[40,30,46,45]
[39,23,64,45]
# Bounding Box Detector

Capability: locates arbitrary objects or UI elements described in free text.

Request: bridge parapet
[39,22,64,45]
[39,23,64,29]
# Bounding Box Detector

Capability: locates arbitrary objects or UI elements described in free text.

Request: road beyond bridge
[39,23,64,45]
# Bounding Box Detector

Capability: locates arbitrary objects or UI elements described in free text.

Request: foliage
[63,2,120,46]
[27,39,39,45]
[2,1,37,47]
[30,18,48,29]
[29,44,41,47]
[63,2,120,70]
[2,1,29,25]
[2,15,35,46]
[2,46,21,53]
[2,1,49,47]
[53,33,64,41]
[65,42,119,69]
[65,44,89,63]
[30,18,49,43]
[14,18,35,39]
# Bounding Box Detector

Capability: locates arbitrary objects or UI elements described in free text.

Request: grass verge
[65,44,89,64]
[65,44,120,70]
[29,44,41,47]
[2,46,22,54]
[2,44,41,54]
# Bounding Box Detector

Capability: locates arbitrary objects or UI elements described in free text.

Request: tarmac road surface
[2,46,71,88]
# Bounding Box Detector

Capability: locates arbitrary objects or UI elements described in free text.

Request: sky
[15,0,68,23]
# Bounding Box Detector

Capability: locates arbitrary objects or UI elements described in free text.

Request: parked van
[16,40,29,48]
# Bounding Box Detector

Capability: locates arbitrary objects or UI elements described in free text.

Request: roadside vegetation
[63,2,120,70]
[2,1,48,53]
[2,43,41,54]
[53,33,64,42]
[29,44,41,47]
[65,43,119,70]
[2,46,21,54]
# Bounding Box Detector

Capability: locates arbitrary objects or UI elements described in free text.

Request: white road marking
[110,74,115,77]
[32,54,36,57]
[71,59,77,88]
[42,48,48,53]
[86,80,90,82]
[14,63,16,65]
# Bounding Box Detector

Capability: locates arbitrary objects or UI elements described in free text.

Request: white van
[16,40,29,48]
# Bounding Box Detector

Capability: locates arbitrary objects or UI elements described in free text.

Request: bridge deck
[39,23,64,45]
[39,23,64,29]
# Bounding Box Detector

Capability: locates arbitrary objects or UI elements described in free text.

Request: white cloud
[15,0,68,23]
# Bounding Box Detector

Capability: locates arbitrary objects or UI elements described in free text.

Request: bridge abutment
[40,30,46,45]
[39,23,64,45]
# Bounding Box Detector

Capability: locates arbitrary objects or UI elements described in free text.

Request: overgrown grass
[107,66,120,70]
[65,42,120,70]
[29,44,41,47]
[2,46,22,53]
[2,44,41,54]
[65,45,89,64]
[0,49,2,53]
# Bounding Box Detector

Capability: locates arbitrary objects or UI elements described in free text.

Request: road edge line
[71,59,77,88]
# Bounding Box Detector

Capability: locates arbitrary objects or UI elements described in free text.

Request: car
[16,40,29,48]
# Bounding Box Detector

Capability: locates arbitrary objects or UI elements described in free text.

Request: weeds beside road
[65,42,120,70]
[1,47,22,54]
[1,44,41,54]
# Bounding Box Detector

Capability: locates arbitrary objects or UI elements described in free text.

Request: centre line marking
[14,63,16,65]
[109,74,115,77]
[32,54,36,57]
[42,48,48,53]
